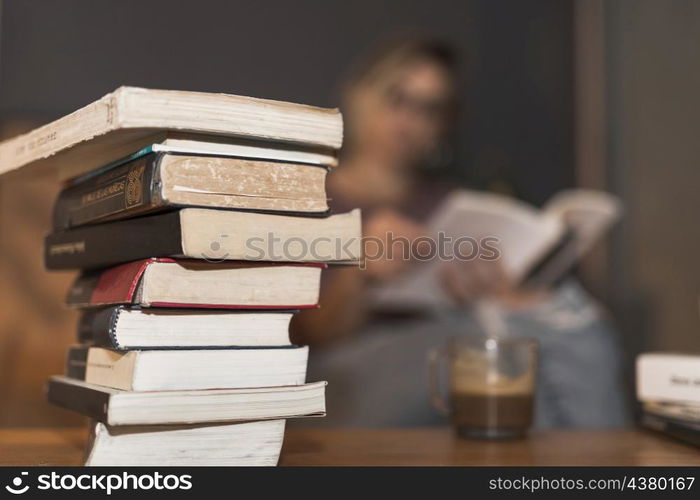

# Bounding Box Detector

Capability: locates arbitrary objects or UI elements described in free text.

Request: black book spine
[46,378,110,423]
[65,345,89,380]
[642,413,700,448]
[52,153,164,231]
[77,307,123,348]
[44,210,184,270]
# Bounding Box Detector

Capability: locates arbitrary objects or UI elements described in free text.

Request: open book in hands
[369,188,622,312]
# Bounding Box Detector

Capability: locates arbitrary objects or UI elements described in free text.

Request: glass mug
[429,336,538,439]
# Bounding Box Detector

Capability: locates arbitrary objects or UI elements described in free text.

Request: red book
[66,258,324,309]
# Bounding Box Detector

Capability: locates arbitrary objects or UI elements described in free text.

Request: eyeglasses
[384,85,451,122]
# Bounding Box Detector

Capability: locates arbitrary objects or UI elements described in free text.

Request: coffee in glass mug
[429,336,538,438]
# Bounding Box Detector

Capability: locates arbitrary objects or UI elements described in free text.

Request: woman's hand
[362,208,429,281]
[438,257,510,304]
[439,258,553,307]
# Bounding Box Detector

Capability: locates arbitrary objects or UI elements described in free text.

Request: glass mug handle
[428,345,450,415]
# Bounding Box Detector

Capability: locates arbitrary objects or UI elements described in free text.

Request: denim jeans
[299,280,631,429]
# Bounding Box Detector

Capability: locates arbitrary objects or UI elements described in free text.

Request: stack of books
[22,87,363,465]
[637,353,700,448]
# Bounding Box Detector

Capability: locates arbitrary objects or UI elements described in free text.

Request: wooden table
[0,427,698,466]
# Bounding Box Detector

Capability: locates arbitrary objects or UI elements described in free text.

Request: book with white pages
[85,419,287,466]
[77,307,295,349]
[370,188,621,312]
[637,353,700,405]
[56,133,337,181]
[47,376,326,426]
[0,86,343,181]
[66,345,309,391]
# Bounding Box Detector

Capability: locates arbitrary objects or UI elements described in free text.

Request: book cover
[637,353,700,404]
[0,86,343,180]
[53,150,331,230]
[45,208,362,270]
[66,258,324,309]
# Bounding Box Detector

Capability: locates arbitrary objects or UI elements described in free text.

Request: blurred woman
[292,38,629,428]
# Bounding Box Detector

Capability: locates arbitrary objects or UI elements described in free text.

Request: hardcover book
[65,259,324,309]
[53,151,330,230]
[47,376,326,426]
[45,208,362,270]
[77,306,295,349]
[643,401,700,424]
[641,413,700,448]
[56,135,338,181]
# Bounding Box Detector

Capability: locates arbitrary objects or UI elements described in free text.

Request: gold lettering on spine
[125,165,146,207]
[48,241,86,255]
[80,180,126,206]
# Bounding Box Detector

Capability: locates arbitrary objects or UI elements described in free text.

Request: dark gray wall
[606,0,700,352]
[0,0,574,205]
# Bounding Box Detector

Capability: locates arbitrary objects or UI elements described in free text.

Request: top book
[0,87,343,180]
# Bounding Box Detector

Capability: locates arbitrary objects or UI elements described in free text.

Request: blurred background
[0,0,698,427]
